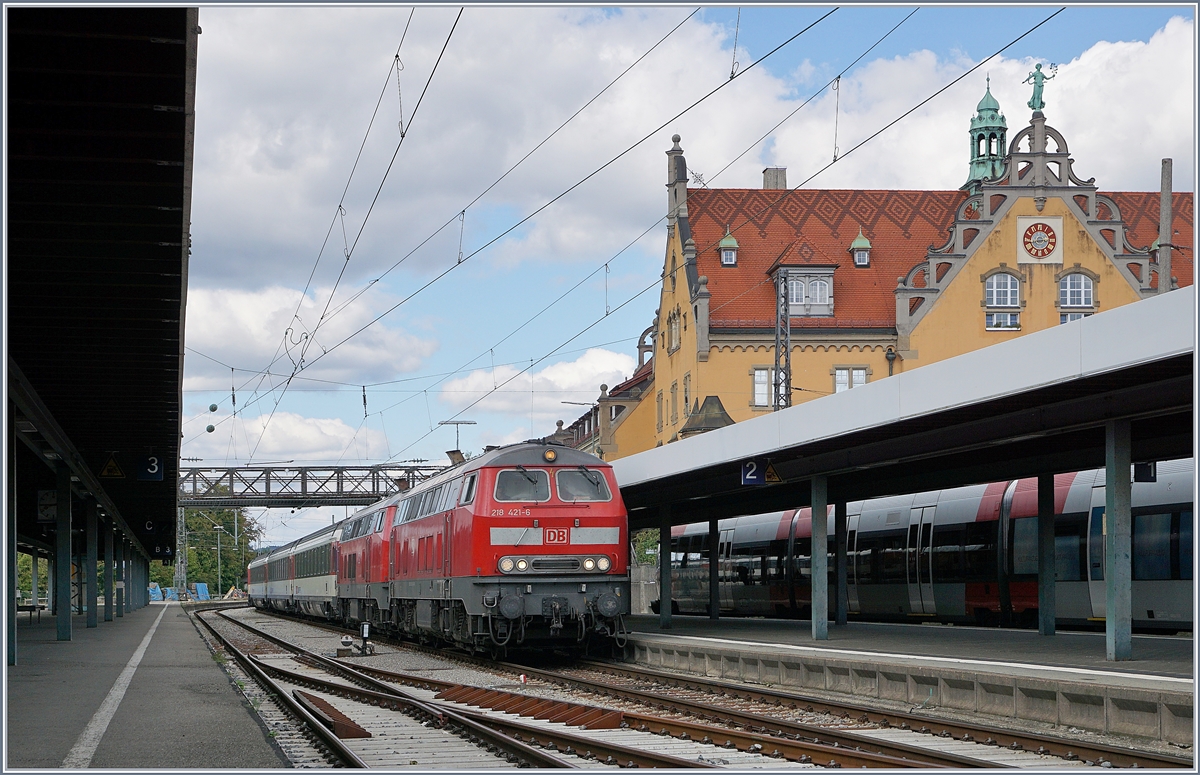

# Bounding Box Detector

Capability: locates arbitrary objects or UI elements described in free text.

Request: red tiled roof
[687,188,1194,327]
[1106,192,1194,289]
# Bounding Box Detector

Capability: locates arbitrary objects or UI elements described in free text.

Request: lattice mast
[772,268,792,410]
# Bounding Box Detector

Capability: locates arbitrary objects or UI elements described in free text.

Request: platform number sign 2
[742,459,781,486]
[137,455,163,482]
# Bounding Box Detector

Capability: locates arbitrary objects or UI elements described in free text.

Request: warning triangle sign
[99,454,124,478]
[764,463,781,483]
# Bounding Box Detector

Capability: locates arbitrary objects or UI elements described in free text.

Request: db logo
[545,528,568,544]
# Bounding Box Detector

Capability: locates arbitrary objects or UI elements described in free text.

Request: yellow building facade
[568,91,1192,460]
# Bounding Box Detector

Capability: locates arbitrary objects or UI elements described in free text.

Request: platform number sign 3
[137,455,163,482]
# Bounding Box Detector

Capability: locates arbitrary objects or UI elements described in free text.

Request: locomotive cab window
[460,473,478,505]
[555,468,612,502]
[373,510,386,532]
[494,468,550,502]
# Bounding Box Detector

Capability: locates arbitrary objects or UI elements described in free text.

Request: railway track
[200,608,799,768]
[230,607,1192,769]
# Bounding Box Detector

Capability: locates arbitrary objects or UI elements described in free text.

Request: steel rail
[230,610,937,767]
[579,659,1195,769]
[247,609,992,767]
[451,706,720,769]
[209,611,573,768]
[192,611,367,767]
[494,660,993,768]
[338,654,976,767]
[246,655,574,769]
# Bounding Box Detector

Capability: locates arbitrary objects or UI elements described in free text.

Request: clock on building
[1022,221,1057,258]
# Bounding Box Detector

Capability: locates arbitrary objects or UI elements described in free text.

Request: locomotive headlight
[582,558,596,571]
[499,557,515,573]
[515,558,529,571]
[597,556,612,571]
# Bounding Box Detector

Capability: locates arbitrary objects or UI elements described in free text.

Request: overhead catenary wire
[181,8,888,446]
[186,9,1061,461]
[182,7,898,450]
[195,8,835,456]
[373,7,1069,464]
[312,7,702,329]
[298,9,838,372]
[207,8,700,435]
[248,9,463,462]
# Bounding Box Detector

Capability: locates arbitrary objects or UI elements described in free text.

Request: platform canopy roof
[7,7,198,560]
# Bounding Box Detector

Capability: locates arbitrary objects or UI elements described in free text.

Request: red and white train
[248,441,630,653]
[661,459,1193,631]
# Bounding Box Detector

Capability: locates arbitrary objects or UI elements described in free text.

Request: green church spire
[962,75,1008,193]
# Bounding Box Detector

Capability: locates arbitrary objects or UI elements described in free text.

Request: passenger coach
[661,459,1193,631]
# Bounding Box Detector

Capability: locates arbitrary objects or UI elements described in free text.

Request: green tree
[180,507,262,594]
[631,528,660,566]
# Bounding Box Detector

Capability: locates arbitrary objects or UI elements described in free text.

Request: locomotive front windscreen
[494,468,550,502]
[556,468,611,501]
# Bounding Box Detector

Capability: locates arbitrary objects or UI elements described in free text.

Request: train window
[556,469,612,502]
[1089,507,1105,580]
[374,511,386,533]
[442,480,462,511]
[1011,517,1038,576]
[1053,513,1086,582]
[494,468,550,502]
[1133,512,1172,580]
[460,474,477,505]
[931,524,965,582]
[1179,512,1192,580]
[963,521,998,582]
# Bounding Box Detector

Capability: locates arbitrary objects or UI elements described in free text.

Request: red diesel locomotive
[248,441,630,653]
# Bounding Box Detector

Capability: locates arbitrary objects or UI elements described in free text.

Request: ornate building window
[984,273,1020,307]
[982,270,1022,330]
[683,373,691,417]
[1059,273,1094,307]
[809,279,830,305]
[656,391,663,433]
[670,382,678,424]
[787,278,804,304]
[786,267,835,317]
[667,309,681,353]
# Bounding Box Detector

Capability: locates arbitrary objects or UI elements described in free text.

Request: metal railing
[178,466,445,507]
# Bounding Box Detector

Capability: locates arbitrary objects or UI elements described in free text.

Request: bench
[16,602,44,623]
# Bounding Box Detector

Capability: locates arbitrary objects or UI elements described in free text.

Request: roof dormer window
[849,228,871,267]
[718,227,738,266]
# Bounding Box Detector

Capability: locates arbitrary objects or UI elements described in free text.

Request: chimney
[1158,158,1173,294]
[763,167,787,190]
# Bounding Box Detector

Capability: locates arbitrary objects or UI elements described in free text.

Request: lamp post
[213,526,222,597]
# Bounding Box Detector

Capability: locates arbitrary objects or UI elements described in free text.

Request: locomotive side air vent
[532,558,580,571]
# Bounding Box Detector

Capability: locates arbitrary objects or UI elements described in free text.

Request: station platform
[5,601,287,769]
[623,615,1194,745]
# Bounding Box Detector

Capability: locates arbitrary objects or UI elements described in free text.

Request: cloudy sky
[179,4,1195,545]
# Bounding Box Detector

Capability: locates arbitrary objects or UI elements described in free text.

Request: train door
[1087,483,1107,620]
[443,513,453,599]
[846,512,860,613]
[719,528,735,611]
[907,506,936,614]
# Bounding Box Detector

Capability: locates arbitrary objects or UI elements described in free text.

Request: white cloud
[183,409,389,465]
[184,285,438,390]
[439,348,636,425]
